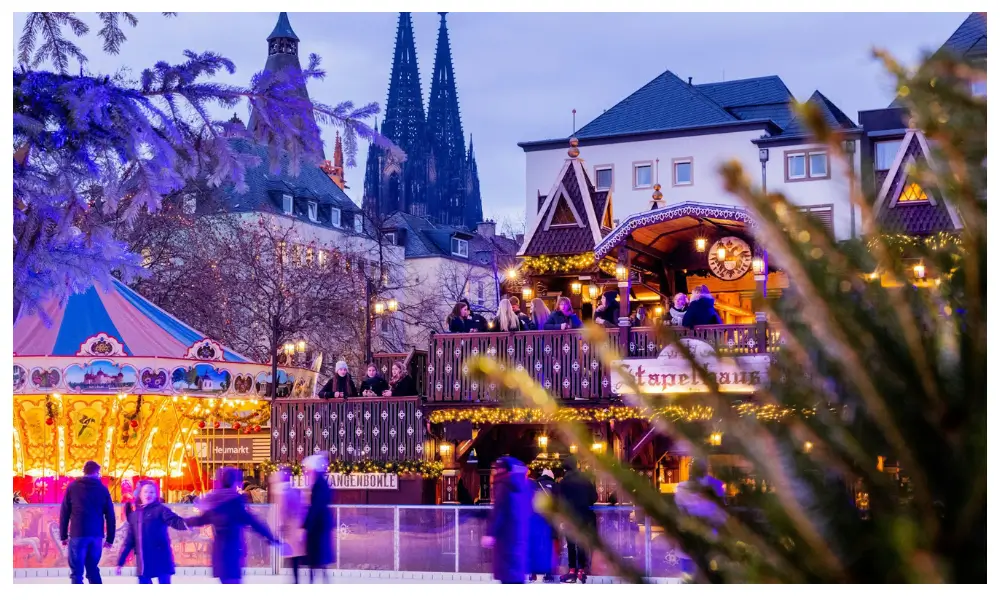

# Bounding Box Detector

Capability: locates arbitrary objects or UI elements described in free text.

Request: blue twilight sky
[13,12,968,230]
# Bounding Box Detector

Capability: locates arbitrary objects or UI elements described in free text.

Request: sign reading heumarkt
[326,472,399,490]
[195,436,267,463]
[610,338,771,395]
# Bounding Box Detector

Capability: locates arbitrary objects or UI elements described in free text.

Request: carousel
[12,279,318,502]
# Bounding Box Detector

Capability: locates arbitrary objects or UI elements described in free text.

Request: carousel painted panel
[12,355,316,399]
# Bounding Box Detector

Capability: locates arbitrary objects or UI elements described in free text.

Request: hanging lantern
[571,281,582,295]
[709,432,723,446]
[537,434,549,449]
[374,301,386,315]
[913,263,926,279]
[695,237,707,252]
[522,286,533,300]
[587,284,599,299]
[752,256,765,276]
[615,264,628,281]
[387,299,398,312]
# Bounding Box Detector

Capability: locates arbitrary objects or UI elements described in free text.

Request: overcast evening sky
[13,11,968,230]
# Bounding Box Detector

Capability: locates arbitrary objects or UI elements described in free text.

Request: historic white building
[520,71,862,241]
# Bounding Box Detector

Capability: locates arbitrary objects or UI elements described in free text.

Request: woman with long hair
[528,298,550,330]
[116,480,187,584]
[448,301,472,333]
[389,361,417,396]
[303,454,334,583]
[495,298,521,332]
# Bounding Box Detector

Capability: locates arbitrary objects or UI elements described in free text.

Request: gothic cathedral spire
[465,138,483,228]
[427,12,471,228]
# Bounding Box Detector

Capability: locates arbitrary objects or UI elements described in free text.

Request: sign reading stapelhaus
[610,339,771,395]
[326,472,399,490]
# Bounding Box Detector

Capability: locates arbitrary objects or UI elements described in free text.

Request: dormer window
[331,207,341,227]
[308,201,318,222]
[451,237,469,257]
[383,231,397,245]
[354,214,364,233]
[282,194,293,215]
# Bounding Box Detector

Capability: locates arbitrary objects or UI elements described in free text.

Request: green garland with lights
[260,459,443,479]
[867,231,963,254]
[521,252,618,276]
[427,404,807,425]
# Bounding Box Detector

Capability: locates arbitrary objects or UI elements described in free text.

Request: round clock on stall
[708,236,752,281]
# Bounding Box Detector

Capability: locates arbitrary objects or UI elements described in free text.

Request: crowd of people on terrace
[446,284,722,334]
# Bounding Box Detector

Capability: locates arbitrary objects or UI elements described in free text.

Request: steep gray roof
[383,212,518,265]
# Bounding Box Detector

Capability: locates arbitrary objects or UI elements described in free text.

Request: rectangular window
[317,249,327,266]
[633,163,653,189]
[970,78,987,97]
[451,237,469,257]
[308,201,318,222]
[331,207,341,227]
[476,281,485,304]
[282,194,293,215]
[594,166,613,191]
[785,149,829,182]
[874,140,902,171]
[305,246,315,267]
[380,314,390,333]
[786,153,807,180]
[809,152,828,178]
[672,158,693,186]
[354,214,364,233]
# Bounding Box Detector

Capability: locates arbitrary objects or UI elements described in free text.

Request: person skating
[556,457,598,583]
[528,469,559,583]
[116,480,187,584]
[185,467,280,584]
[481,456,532,584]
[59,460,116,584]
[270,467,307,584]
[303,454,335,583]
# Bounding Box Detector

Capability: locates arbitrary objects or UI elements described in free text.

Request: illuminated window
[317,250,327,266]
[898,182,928,203]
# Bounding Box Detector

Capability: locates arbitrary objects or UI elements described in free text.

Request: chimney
[515,233,524,246]
[476,220,496,239]
[688,77,693,85]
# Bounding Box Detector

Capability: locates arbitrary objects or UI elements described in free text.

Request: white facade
[523,131,861,241]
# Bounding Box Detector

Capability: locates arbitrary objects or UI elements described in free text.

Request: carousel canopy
[13,279,249,362]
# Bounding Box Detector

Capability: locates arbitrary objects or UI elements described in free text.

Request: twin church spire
[363,12,483,230]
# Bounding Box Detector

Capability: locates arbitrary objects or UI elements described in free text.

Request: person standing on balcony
[115,480,187,584]
[631,306,649,328]
[556,456,598,584]
[185,467,279,584]
[482,456,532,584]
[448,301,473,333]
[318,361,357,399]
[510,296,533,330]
[359,363,389,397]
[59,460,116,584]
[388,361,417,396]
[682,285,722,328]
[669,293,689,327]
[594,290,620,326]
[303,453,334,583]
[270,467,306,584]
[528,298,550,330]
[495,298,523,332]
[544,297,583,331]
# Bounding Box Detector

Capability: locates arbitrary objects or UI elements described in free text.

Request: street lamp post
[270,315,280,403]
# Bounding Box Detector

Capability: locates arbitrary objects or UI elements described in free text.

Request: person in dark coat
[528,469,558,582]
[556,457,598,583]
[318,361,357,398]
[359,363,389,397]
[302,454,335,583]
[388,361,418,396]
[448,301,473,333]
[594,290,620,327]
[482,456,532,584]
[59,460,115,584]
[185,467,279,584]
[116,480,187,584]
[510,296,534,331]
[682,285,722,328]
[543,297,583,331]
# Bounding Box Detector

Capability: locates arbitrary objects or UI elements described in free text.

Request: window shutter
[799,205,834,238]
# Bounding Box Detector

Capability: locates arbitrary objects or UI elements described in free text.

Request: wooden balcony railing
[426,323,775,403]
